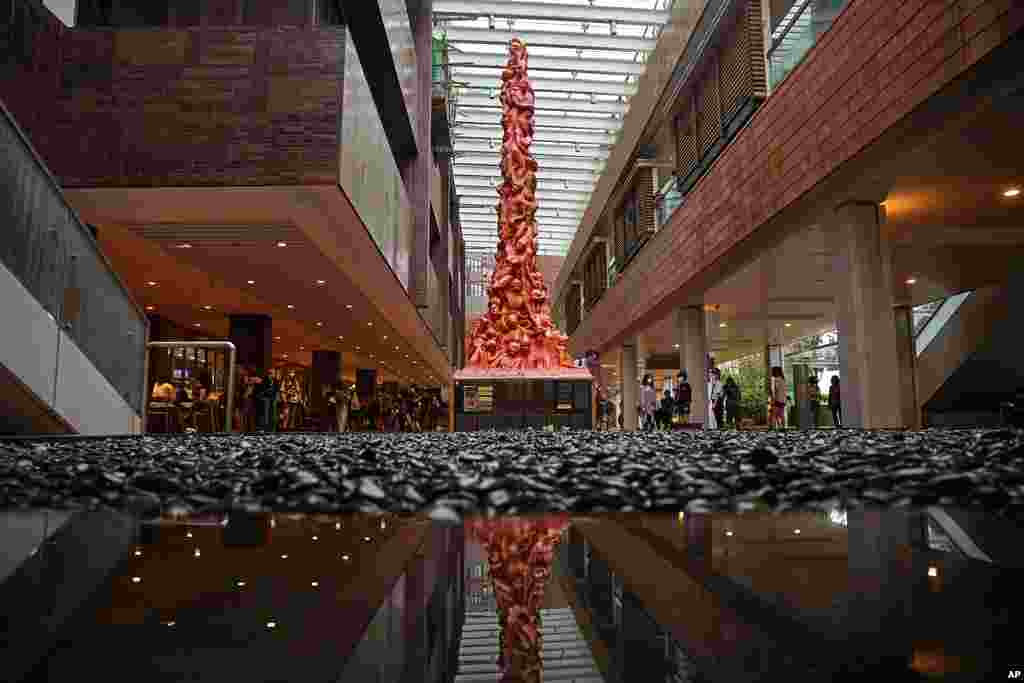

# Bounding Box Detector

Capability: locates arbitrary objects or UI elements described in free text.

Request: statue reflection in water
[467,516,569,683]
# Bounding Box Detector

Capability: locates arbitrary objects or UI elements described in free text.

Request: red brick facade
[571,0,1023,355]
[7,25,343,187]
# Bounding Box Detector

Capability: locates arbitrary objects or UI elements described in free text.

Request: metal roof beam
[457,93,628,114]
[456,74,637,96]
[453,159,605,175]
[443,27,656,52]
[455,128,614,145]
[434,1,669,25]
[456,187,592,202]
[455,111,621,131]
[447,53,645,76]
[459,205,583,217]
[456,177,595,192]
[460,199,588,211]
[462,219,582,231]
[451,140,611,158]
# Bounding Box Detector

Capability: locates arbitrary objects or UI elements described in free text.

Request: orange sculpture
[466,39,574,371]
[467,516,569,683]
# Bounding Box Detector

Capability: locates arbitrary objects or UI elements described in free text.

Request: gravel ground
[1,428,1023,517]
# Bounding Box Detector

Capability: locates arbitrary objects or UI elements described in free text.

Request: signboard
[464,384,493,413]
[556,382,574,410]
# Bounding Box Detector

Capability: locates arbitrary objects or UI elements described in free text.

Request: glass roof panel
[439,0,673,256]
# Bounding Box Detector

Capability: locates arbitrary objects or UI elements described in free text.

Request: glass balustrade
[768,0,850,90]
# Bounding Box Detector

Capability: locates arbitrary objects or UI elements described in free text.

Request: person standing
[640,374,657,431]
[723,376,741,428]
[657,389,675,430]
[675,371,692,425]
[770,366,787,430]
[706,368,723,429]
[828,376,842,427]
[807,375,821,428]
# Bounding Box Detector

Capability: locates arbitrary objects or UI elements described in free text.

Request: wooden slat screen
[695,54,721,160]
[565,282,582,335]
[674,96,699,181]
[583,241,608,311]
[719,8,752,123]
[746,0,767,99]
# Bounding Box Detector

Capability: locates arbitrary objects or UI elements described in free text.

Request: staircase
[456,607,604,682]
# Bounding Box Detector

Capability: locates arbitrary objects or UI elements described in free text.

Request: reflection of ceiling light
[276,241,287,247]
[282,353,289,358]
[165,621,176,627]
[928,566,938,577]
[1004,188,1021,197]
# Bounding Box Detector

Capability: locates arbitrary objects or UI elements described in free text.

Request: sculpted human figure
[464,39,573,371]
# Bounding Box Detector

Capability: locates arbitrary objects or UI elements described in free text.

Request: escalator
[913,272,1024,426]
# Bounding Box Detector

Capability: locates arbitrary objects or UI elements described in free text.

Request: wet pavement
[0,506,1021,682]
[2,429,1023,516]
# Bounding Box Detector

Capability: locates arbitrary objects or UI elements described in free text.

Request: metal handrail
[145,341,237,432]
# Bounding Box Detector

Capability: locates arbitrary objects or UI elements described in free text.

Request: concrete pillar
[311,350,342,419]
[620,342,638,431]
[894,305,920,429]
[829,201,903,428]
[676,306,708,426]
[228,314,272,374]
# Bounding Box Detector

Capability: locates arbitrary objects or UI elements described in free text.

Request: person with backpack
[723,376,741,428]
[675,371,692,424]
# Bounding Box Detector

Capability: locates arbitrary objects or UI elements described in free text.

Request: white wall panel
[0,260,59,407]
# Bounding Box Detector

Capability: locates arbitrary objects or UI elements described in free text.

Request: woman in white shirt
[706,367,722,429]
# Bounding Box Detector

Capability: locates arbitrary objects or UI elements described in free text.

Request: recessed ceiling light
[299,346,305,350]
[905,278,916,285]
[394,346,399,350]
[145,305,155,311]
[785,322,792,327]
[146,281,158,286]
[346,304,353,310]
[1004,188,1021,198]
[367,322,373,326]
[382,336,388,340]
[266,621,277,629]
[276,241,288,247]
[316,279,326,285]
[131,576,141,583]
[177,243,192,249]
[193,323,201,327]
[719,322,727,328]
[274,336,281,341]
[283,353,289,358]
[287,304,295,309]
[793,529,801,535]
[202,305,213,311]
[337,335,344,340]
[316,322,323,326]
[673,343,680,349]
[247,280,256,285]
[928,566,938,577]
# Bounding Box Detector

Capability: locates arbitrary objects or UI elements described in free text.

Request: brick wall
[9,25,344,187]
[571,0,1023,355]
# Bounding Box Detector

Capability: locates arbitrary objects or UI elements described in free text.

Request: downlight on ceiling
[906,278,917,285]
[1003,187,1021,198]
[276,241,288,248]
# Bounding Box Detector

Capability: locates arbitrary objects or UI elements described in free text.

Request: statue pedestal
[450,368,595,432]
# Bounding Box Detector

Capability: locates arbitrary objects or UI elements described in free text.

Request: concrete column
[829,201,902,428]
[311,350,342,419]
[894,305,920,429]
[620,343,638,431]
[676,306,708,426]
[228,314,272,374]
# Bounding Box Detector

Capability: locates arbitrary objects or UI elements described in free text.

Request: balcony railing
[768,0,850,89]
[0,99,147,415]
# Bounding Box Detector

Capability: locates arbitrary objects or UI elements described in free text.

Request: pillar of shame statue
[465,39,574,371]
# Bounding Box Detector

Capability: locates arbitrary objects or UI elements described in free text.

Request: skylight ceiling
[436,0,674,256]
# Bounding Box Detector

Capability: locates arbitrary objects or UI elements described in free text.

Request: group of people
[342,389,447,433]
[638,368,742,431]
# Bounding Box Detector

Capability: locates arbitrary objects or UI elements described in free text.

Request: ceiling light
[719,322,727,328]
[299,346,305,350]
[793,529,801,535]
[363,536,372,542]
[202,305,213,311]
[280,554,288,560]
[193,323,201,327]
[725,530,733,537]
[346,304,353,309]
[673,343,680,349]
[341,554,350,561]
[145,305,155,311]
[134,549,142,556]
[785,322,792,327]
[311,581,319,588]
[165,621,176,627]
[194,548,201,557]
[1004,188,1021,197]
[395,346,399,350]
[247,280,255,285]
[905,278,916,285]
[177,243,192,249]
[146,281,158,286]
[132,576,141,583]
[275,336,281,341]
[316,279,326,285]
[282,353,289,358]
[266,621,277,629]
[316,322,323,326]
[337,335,344,340]
[236,580,246,587]
[276,241,287,247]
[928,566,938,577]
